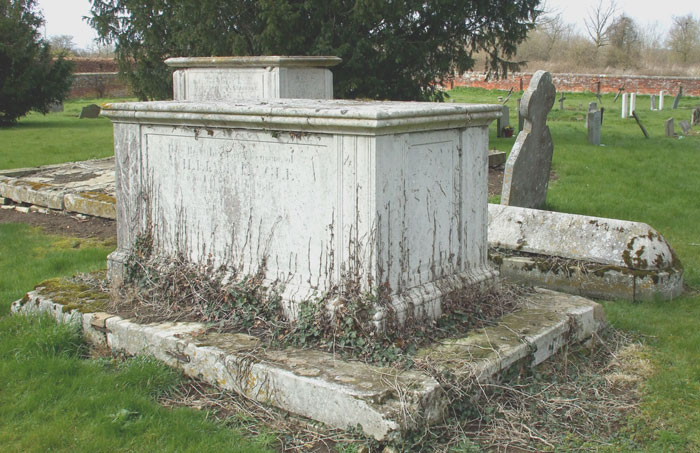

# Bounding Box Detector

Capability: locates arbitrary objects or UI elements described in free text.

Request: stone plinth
[165,56,341,101]
[103,99,502,323]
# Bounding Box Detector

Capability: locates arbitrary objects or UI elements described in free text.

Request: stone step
[12,285,604,441]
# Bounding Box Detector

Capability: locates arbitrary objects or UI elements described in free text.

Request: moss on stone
[35,277,110,313]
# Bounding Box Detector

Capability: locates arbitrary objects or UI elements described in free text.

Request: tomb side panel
[184,68,266,101]
[113,122,144,254]
[460,126,490,272]
[282,68,334,100]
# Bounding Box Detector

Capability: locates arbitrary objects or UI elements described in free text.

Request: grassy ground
[1,90,699,450]
[0,98,127,170]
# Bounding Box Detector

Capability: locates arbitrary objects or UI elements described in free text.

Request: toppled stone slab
[488,204,684,301]
[12,283,605,441]
[488,150,506,167]
[0,158,115,219]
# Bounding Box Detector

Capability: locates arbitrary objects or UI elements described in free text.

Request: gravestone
[659,91,665,110]
[586,102,597,128]
[587,109,601,145]
[496,105,510,137]
[165,56,341,101]
[650,95,657,110]
[501,70,556,209]
[558,92,566,110]
[621,93,629,119]
[79,104,101,119]
[679,120,691,135]
[672,86,682,109]
[629,93,637,117]
[47,101,64,113]
[104,95,502,326]
[691,108,700,126]
[517,98,524,132]
[665,118,675,137]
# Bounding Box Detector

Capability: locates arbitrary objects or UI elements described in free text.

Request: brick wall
[453,72,700,96]
[63,58,132,99]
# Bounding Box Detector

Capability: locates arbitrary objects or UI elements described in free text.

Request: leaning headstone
[672,86,682,109]
[691,108,700,126]
[47,101,64,113]
[631,111,649,138]
[501,70,556,209]
[497,105,510,137]
[621,93,629,119]
[79,104,101,119]
[665,118,675,137]
[679,120,691,135]
[586,102,597,128]
[659,90,665,110]
[650,95,657,110]
[587,109,601,145]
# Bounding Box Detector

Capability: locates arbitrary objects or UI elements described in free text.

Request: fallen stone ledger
[0,158,115,219]
[488,204,684,301]
[12,285,604,441]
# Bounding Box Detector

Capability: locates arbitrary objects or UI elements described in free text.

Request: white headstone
[165,56,342,101]
[621,93,629,119]
[629,93,637,116]
[659,90,665,110]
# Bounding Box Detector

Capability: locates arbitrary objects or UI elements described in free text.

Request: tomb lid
[101,99,502,134]
[165,56,342,68]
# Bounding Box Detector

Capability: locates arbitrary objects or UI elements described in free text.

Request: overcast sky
[36,0,699,51]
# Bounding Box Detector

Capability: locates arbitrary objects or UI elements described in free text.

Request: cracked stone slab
[0,158,115,219]
[12,284,606,441]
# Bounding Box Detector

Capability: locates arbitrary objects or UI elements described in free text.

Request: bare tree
[667,14,700,64]
[48,35,77,56]
[584,0,617,49]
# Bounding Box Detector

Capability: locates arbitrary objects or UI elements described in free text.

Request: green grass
[453,86,700,451]
[0,225,271,452]
[0,98,127,170]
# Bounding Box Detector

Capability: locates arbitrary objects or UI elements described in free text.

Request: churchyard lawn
[1,90,699,450]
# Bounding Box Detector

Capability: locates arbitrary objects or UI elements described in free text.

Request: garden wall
[452,72,700,96]
[64,58,131,99]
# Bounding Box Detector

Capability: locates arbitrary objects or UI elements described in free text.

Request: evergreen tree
[89,0,541,101]
[0,0,74,125]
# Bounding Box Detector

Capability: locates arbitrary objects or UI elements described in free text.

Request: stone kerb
[103,99,503,325]
[165,56,342,101]
[487,204,684,301]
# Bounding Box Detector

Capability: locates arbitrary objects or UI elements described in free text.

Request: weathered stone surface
[621,93,629,119]
[103,99,502,324]
[488,204,684,301]
[650,94,657,110]
[692,108,700,126]
[496,105,510,137]
[166,56,341,101]
[587,109,601,145]
[12,285,605,441]
[0,158,115,218]
[585,102,597,128]
[501,70,556,209]
[659,91,665,110]
[629,93,637,116]
[488,150,506,167]
[48,101,64,112]
[79,104,101,118]
[679,119,691,135]
[666,118,675,137]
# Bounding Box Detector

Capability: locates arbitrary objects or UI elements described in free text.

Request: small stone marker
[691,108,700,126]
[501,70,556,209]
[587,110,601,145]
[497,105,510,138]
[79,104,101,119]
[679,120,691,135]
[672,86,682,109]
[650,95,657,110]
[621,93,629,119]
[47,101,64,113]
[659,90,665,110]
[665,118,675,137]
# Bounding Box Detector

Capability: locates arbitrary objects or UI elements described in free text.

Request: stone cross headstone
[586,102,597,128]
[679,120,691,135]
[650,95,657,110]
[79,104,101,119]
[621,93,629,119]
[501,70,556,209]
[665,118,675,137]
[629,93,637,117]
[691,108,700,126]
[497,105,510,137]
[659,91,665,110]
[558,92,566,111]
[672,86,682,109]
[587,109,601,145]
